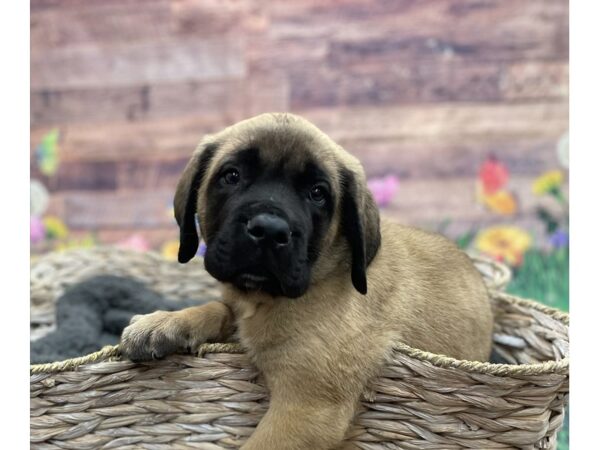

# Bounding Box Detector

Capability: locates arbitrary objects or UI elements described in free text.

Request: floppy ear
[173,142,218,264]
[340,168,381,295]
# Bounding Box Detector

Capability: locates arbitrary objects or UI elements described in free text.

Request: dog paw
[120,311,188,362]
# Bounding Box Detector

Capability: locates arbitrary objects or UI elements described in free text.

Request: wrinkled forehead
[210,119,342,186]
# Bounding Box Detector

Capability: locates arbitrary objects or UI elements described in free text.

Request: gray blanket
[30,276,201,364]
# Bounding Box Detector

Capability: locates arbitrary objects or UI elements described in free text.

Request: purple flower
[198,242,207,257]
[30,216,45,244]
[549,230,569,249]
[367,175,400,207]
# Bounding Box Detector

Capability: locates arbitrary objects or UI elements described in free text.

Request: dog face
[174,113,381,298]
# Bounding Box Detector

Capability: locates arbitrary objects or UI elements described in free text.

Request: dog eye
[309,185,326,205]
[222,168,240,185]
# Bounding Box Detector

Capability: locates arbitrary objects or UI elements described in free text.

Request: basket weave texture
[30,247,568,450]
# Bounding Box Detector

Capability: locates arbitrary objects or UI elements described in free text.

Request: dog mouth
[204,238,310,298]
[237,273,270,290]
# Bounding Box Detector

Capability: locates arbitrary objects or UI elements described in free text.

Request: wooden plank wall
[30,0,569,247]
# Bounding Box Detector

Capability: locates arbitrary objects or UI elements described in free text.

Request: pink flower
[116,234,150,252]
[30,216,45,244]
[367,175,400,207]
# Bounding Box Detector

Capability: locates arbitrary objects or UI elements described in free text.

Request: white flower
[30,179,49,216]
[557,132,569,169]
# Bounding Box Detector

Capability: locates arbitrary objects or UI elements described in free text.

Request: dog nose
[246,213,291,247]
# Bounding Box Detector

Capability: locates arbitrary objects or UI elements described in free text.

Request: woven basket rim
[392,291,569,376]
[30,290,569,377]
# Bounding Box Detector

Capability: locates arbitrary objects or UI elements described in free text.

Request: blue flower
[549,230,569,249]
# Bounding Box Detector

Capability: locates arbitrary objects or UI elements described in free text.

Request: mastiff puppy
[120,113,493,450]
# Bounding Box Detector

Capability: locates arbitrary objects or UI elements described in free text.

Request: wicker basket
[30,247,568,450]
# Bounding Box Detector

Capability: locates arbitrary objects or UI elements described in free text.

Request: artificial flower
[43,216,69,240]
[161,240,180,261]
[30,216,45,244]
[479,156,509,195]
[36,129,60,177]
[475,225,532,266]
[549,230,569,249]
[480,189,517,216]
[532,170,564,196]
[116,234,150,252]
[367,175,399,207]
[30,179,49,216]
[557,132,569,169]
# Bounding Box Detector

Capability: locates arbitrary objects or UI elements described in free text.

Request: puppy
[120,113,493,450]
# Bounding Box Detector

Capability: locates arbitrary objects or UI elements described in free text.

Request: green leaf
[456,230,476,250]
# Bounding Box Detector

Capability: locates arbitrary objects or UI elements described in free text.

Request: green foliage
[506,247,569,312]
[536,206,560,234]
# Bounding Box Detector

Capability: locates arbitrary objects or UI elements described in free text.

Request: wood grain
[29,0,569,242]
[31,1,173,48]
[343,137,563,178]
[62,189,176,229]
[501,62,569,100]
[301,102,567,142]
[30,102,567,163]
[31,59,567,127]
[289,61,505,108]
[265,0,568,65]
[31,74,289,126]
[31,37,246,89]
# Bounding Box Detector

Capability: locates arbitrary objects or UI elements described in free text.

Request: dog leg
[241,394,357,450]
[119,301,234,362]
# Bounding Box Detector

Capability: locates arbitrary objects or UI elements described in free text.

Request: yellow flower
[161,240,180,261]
[43,216,69,240]
[532,170,563,195]
[475,226,532,266]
